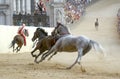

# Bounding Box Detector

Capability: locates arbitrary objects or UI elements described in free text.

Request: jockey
[18,23,26,46]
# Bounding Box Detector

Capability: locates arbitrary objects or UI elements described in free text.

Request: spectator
[64,0,92,24]
[37,0,47,14]
[37,2,42,14]
[95,18,99,31]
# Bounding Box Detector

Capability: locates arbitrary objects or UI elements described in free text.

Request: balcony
[13,14,49,27]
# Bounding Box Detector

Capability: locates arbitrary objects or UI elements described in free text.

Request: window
[0,0,5,4]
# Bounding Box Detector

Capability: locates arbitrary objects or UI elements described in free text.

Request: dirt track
[1,0,120,79]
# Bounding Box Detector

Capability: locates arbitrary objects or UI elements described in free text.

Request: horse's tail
[90,40,106,57]
[9,39,16,48]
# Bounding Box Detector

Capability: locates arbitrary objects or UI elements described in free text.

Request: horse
[9,29,29,52]
[32,28,48,48]
[32,28,48,41]
[51,22,70,37]
[31,23,70,63]
[31,28,55,63]
[39,24,105,72]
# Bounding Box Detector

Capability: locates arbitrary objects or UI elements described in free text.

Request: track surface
[0,0,120,79]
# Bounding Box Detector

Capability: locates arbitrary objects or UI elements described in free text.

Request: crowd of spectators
[64,0,92,23]
[13,0,93,26]
[33,0,92,24]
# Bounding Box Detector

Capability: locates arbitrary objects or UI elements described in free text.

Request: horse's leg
[34,52,42,63]
[46,41,56,61]
[14,46,19,53]
[31,47,38,57]
[17,46,22,52]
[34,49,45,63]
[77,49,86,72]
[40,47,56,62]
[32,39,38,48]
[66,48,83,69]
[16,46,19,53]
[39,51,49,62]
[13,45,15,52]
[47,52,57,61]
[16,45,22,53]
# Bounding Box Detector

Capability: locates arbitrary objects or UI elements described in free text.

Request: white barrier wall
[0,25,54,53]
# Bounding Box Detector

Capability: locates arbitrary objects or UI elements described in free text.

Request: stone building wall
[0,0,13,25]
[46,0,65,27]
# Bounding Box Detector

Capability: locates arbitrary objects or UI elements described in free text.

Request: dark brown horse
[31,28,56,63]
[9,29,29,52]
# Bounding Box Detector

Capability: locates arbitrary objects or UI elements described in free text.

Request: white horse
[38,23,104,72]
[40,34,104,71]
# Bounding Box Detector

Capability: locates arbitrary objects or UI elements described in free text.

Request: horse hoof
[81,68,86,72]
[39,60,43,62]
[35,61,39,64]
[34,60,39,64]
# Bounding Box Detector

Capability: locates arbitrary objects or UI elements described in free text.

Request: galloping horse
[31,28,55,63]
[32,28,48,41]
[39,24,105,71]
[9,29,29,52]
[32,28,48,47]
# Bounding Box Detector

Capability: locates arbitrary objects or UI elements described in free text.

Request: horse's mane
[37,28,48,36]
[57,22,71,34]
[56,22,67,29]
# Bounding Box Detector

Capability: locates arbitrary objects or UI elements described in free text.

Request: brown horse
[31,28,56,63]
[9,29,29,52]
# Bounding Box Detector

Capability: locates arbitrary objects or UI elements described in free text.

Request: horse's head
[51,22,70,36]
[24,29,29,37]
[32,28,48,42]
